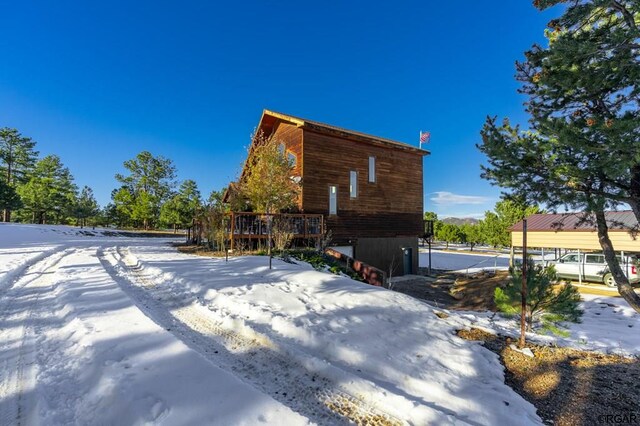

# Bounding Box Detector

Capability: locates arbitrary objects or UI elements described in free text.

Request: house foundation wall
[354,237,418,277]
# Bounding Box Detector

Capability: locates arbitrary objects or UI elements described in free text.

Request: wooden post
[268,215,273,270]
[428,238,432,275]
[230,213,235,251]
[519,219,527,348]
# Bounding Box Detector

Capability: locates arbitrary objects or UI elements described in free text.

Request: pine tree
[0,179,22,215]
[177,179,202,226]
[495,259,582,332]
[0,128,39,221]
[18,155,77,224]
[160,180,202,232]
[478,0,640,311]
[112,187,135,227]
[114,151,176,229]
[461,223,483,251]
[131,191,154,230]
[74,186,99,228]
[436,223,463,249]
[159,197,182,232]
[480,198,542,248]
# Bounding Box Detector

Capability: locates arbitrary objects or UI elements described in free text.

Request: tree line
[0,128,99,226]
[425,198,542,249]
[0,129,215,230]
[1,125,300,239]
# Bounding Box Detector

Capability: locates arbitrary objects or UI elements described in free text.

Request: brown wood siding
[301,129,424,242]
[271,122,303,209]
[271,122,303,176]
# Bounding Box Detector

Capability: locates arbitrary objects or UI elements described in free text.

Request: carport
[509,211,640,284]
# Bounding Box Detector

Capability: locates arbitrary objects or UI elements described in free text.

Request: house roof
[510,211,639,232]
[260,109,431,156]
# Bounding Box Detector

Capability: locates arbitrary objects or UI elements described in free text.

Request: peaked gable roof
[259,109,431,156]
[510,211,638,232]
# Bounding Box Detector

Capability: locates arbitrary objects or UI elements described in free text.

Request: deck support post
[230,212,235,251]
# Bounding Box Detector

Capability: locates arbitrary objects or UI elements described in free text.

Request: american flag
[420,131,430,144]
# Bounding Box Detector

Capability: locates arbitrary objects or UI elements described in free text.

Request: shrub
[495,259,582,333]
[286,249,363,281]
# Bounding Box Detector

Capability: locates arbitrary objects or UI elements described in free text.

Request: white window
[329,186,337,215]
[368,156,376,182]
[350,171,357,198]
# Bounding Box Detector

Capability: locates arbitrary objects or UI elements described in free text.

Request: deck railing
[228,212,324,249]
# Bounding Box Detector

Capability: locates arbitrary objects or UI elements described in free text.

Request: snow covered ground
[443,293,640,357]
[419,249,510,272]
[5,225,639,425]
[418,248,640,356]
[0,223,543,425]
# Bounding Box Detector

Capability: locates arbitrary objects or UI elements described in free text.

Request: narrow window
[368,156,376,182]
[278,143,285,156]
[350,171,357,198]
[287,152,296,167]
[329,186,337,215]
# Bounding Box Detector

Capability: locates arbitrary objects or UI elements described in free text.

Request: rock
[509,344,535,358]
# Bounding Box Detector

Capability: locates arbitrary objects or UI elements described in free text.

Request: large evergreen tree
[461,223,483,251]
[160,180,202,232]
[74,186,99,228]
[114,151,176,229]
[478,0,640,311]
[0,179,22,214]
[0,127,38,221]
[480,198,542,248]
[18,155,77,224]
[436,223,463,249]
[112,187,135,227]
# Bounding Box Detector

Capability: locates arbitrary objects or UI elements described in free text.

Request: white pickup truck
[549,252,639,287]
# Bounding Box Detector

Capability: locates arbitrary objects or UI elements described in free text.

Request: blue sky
[0,1,558,218]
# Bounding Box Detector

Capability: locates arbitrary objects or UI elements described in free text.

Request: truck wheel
[603,273,616,288]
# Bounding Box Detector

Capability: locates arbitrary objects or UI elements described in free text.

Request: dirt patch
[391,270,511,311]
[456,327,495,341]
[457,328,640,425]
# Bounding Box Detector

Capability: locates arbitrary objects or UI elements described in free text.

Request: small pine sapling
[495,259,582,334]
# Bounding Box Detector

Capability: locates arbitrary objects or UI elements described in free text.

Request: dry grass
[456,328,640,426]
[391,270,510,311]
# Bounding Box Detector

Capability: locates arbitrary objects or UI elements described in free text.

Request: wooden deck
[229,212,324,250]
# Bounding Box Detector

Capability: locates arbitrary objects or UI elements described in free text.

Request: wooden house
[227,109,430,275]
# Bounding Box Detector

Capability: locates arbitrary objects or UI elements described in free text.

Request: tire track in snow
[98,246,404,426]
[0,248,76,426]
[0,245,67,293]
